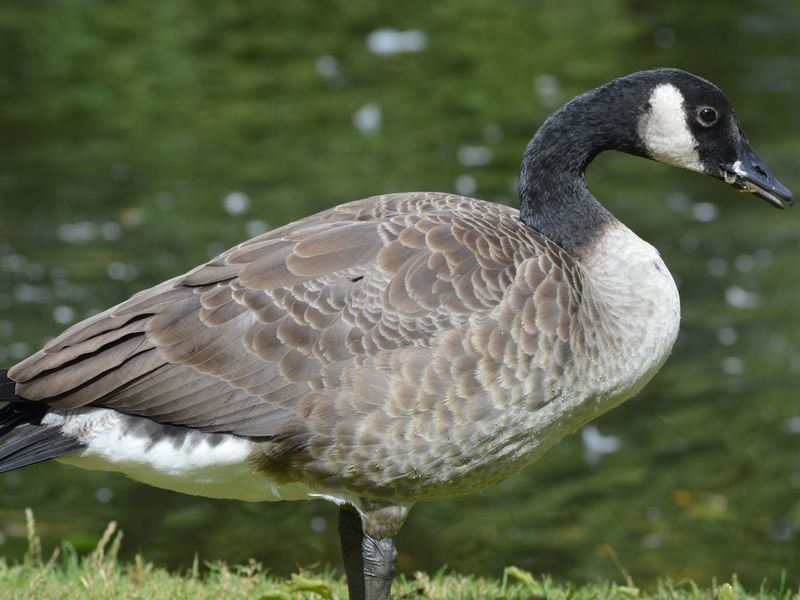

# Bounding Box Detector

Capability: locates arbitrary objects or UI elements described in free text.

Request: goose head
[634,68,794,208]
[519,68,793,253]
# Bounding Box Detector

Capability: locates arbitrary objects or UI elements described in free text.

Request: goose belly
[44,408,321,503]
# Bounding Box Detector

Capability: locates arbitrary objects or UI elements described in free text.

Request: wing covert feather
[8,193,583,441]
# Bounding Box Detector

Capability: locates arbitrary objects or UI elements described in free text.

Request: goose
[0,68,793,600]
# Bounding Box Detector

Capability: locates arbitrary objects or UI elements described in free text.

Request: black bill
[721,137,794,209]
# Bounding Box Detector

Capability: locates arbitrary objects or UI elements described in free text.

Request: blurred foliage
[0,0,799,590]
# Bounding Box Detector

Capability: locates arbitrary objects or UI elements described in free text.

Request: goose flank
[0,68,793,600]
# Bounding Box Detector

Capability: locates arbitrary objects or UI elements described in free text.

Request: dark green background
[1,0,799,589]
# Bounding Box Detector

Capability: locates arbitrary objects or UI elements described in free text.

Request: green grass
[0,510,797,599]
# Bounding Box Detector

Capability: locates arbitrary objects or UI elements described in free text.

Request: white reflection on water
[721,356,744,376]
[725,285,761,309]
[534,74,561,108]
[14,283,50,304]
[9,342,30,360]
[692,202,718,222]
[223,191,250,216]
[353,103,382,134]
[101,222,122,241]
[310,515,327,532]
[95,487,113,504]
[666,191,690,212]
[455,174,476,196]
[107,262,138,282]
[581,425,621,466]
[2,254,25,272]
[57,221,98,243]
[367,29,427,55]
[717,326,738,346]
[245,219,269,238]
[457,145,493,167]
[784,417,800,433]
[52,305,75,325]
[734,254,755,273]
[315,54,339,79]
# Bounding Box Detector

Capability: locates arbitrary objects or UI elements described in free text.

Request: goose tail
[0,369,84,473]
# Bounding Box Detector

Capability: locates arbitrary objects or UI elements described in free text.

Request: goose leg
[339,505,366,599]
[338,505,397,600]
[362,533,396,600]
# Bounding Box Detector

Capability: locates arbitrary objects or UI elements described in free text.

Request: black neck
[518,80,648,255]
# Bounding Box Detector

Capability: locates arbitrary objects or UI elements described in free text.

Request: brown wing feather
[8,193,578,442]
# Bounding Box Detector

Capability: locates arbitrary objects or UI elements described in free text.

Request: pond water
[1,0,799,589]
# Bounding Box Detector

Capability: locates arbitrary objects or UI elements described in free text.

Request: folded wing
[8,193,564,438]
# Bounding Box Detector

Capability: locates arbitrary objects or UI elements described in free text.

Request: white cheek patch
[639,83,704,173]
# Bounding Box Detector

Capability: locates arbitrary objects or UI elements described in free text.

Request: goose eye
[697,106,718,127]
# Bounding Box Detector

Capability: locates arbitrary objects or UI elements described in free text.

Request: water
[1,0,799,588]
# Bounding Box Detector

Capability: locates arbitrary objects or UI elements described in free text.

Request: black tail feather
[0,401,48,439]
[0,368,84,472]
[0,368,17,401]
[0,368,48,437]
[0,426,84,473]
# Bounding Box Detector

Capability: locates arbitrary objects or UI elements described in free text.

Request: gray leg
[362,534,397,600]
[339,506,366,599]
[338,505,397,600]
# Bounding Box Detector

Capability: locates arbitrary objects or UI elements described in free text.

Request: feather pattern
[6,192,678,500]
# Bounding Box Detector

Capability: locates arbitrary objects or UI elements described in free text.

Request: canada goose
[0,68,793,599]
